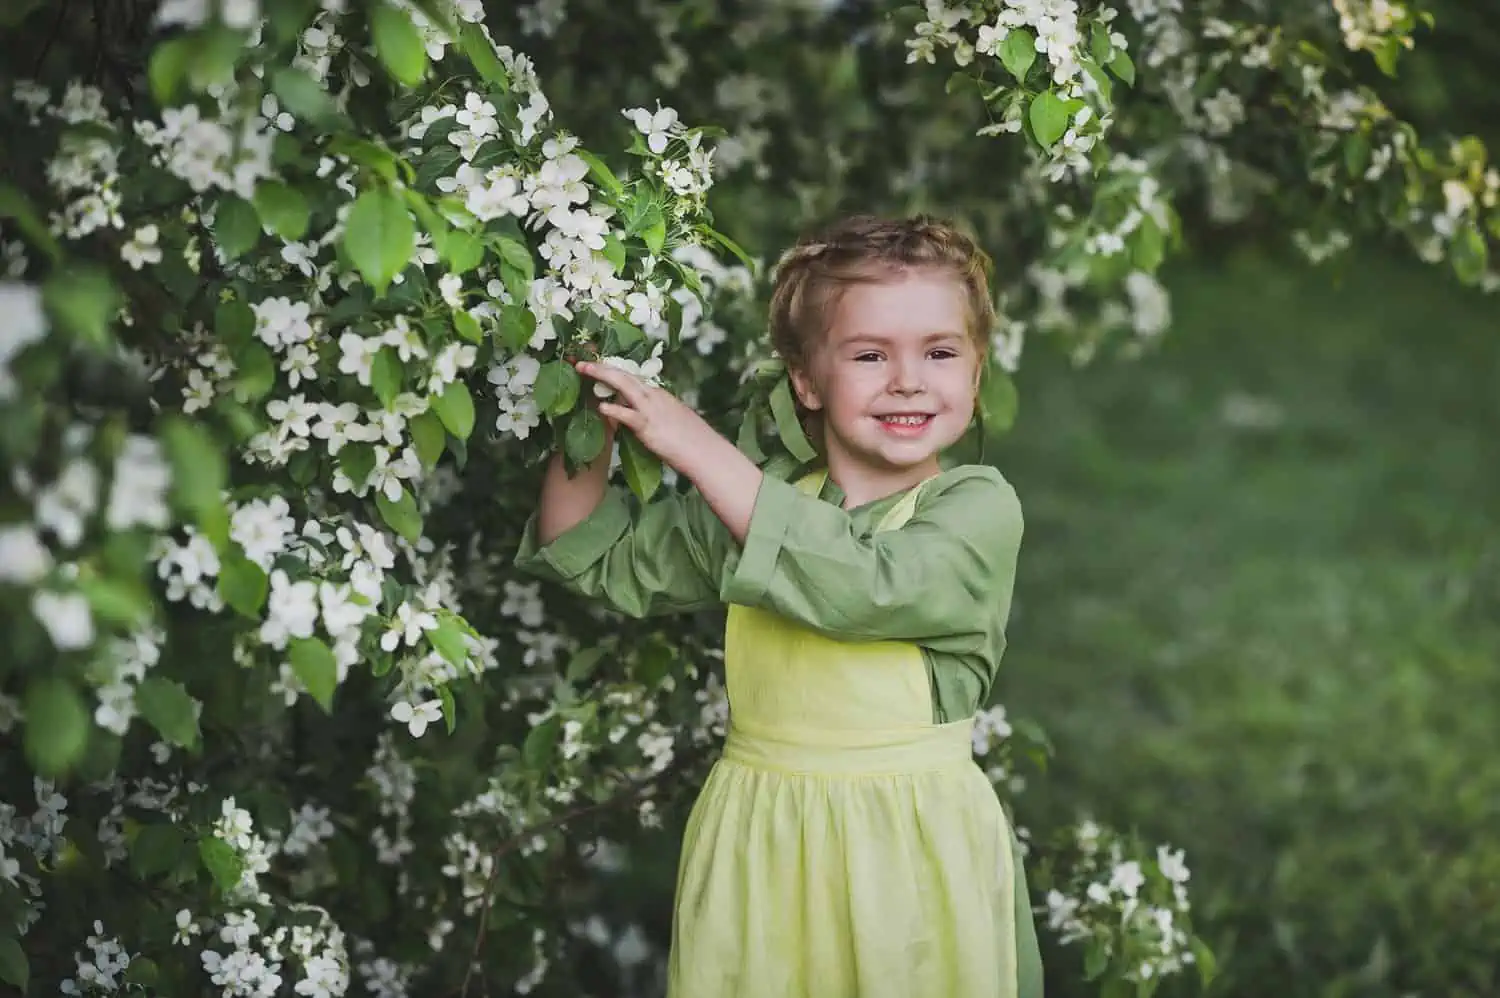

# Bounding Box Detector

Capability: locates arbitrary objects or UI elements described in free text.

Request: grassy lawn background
[998,248,1500,998]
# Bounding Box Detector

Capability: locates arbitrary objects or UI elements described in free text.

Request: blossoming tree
[0,0,1491,996]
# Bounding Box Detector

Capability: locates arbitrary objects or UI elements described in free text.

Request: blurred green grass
[999,249,1500,998]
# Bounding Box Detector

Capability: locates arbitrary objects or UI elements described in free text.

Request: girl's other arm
[516,423,729,619]
[536,424,614,545]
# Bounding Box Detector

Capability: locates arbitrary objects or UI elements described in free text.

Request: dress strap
[793,468,828,496]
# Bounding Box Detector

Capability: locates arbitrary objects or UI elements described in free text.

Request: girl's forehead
[828,273,970,338]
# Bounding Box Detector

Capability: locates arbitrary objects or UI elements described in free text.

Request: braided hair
[767,214,996,375]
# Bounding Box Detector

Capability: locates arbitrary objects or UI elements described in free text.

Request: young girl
[515,214,1043,998]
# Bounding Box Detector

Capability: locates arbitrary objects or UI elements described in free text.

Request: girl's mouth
[876,413,934,437]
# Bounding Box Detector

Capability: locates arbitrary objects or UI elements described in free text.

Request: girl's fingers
[597,401,642,430]
[577,362,648,406]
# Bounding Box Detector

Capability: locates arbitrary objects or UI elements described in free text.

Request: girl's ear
[788,364,823,411]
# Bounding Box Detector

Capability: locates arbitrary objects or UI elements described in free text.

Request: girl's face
[790,268,980,497]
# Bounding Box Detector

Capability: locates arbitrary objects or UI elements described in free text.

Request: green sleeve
[719,465,1022,654]
[514,485,732,618]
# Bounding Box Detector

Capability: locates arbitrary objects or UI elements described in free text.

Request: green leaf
[736,403,766,462]
[523,716,561,769]
[977,361,1020,442]
[945,70,976,96]
[270,66,342,127]
[0,936,28,993]
[769,377,818,463]
[406,0,459,37]
[439,685,457,733]
[427,616,469,669]
[148,36,195,106]
[1451,223,1488,286]
[217,552,269,618]
[432,382,475,439]
[215,298,255,346]
[232,342,277,401]
[576,149,623,194]
[376,485,423,542]
[344,187,414,296]
[198,835,244,894]
[567,645,608,683]
[24,678,89,777]
[131,823,189,879]
[1133,216,1166,272]
[187,25,246,92]
[43,265,119,348]
[444,229,484,273]
[496,236,535,282]
[371,1,429,86]
[1090,22,1113,65]
[0,181,63,262]
[75,727,122,785]
[289,449,318,485]
[564,410,607,466]
[461,21,510,87]
[339,443,376,488]
[124,957,160,988]
[999,29,1037,82]
[265,0,318,44]
[136,677,201,748]
[635,640,674,688]
[1028,90,1070,148]
[1108,49,1136,86]
[370,347,402,408]
[1083,938,1109,980]
[532,360,580,417]
[610,318,645,351]
[601,234,627,273]
[289,637,338,712]
[499,303,537,351]
[1191,937,1218,987]
[644,215,668,256]
[620,430,662,502]
[702,225,756,270]
[452,308,482,344]
[161,417,227,519]
[77,575,150,628]
[1343,131,1370,177]
[252,180,310,241]
[1373,37,1400,76]
[410,410,446,467]
[340,138,410,186]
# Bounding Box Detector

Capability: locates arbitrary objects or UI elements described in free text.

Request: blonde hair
[767,213,996,373]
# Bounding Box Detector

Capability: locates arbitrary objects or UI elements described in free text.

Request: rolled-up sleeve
[514,486,728,618]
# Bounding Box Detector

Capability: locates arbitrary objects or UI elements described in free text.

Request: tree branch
[452,761,685,998]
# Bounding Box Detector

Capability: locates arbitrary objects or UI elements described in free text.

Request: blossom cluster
[1043,820,1201,986]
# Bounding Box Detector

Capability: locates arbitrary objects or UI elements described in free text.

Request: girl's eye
[854,352,882,362]
[929,348,959,360]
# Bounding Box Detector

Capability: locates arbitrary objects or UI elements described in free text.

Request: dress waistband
[721,717,975,776]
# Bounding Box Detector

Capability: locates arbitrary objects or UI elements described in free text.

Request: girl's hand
[575,360,713,473]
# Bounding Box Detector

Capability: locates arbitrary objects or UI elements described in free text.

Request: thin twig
[32,0,72,75]
[454,763,683,998]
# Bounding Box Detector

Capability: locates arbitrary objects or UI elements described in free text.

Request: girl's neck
[824,453,942,509]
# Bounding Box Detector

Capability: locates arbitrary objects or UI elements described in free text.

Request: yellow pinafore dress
[667,472,1041,997]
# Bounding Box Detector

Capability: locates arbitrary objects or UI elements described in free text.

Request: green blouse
[513,456,1024,724]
